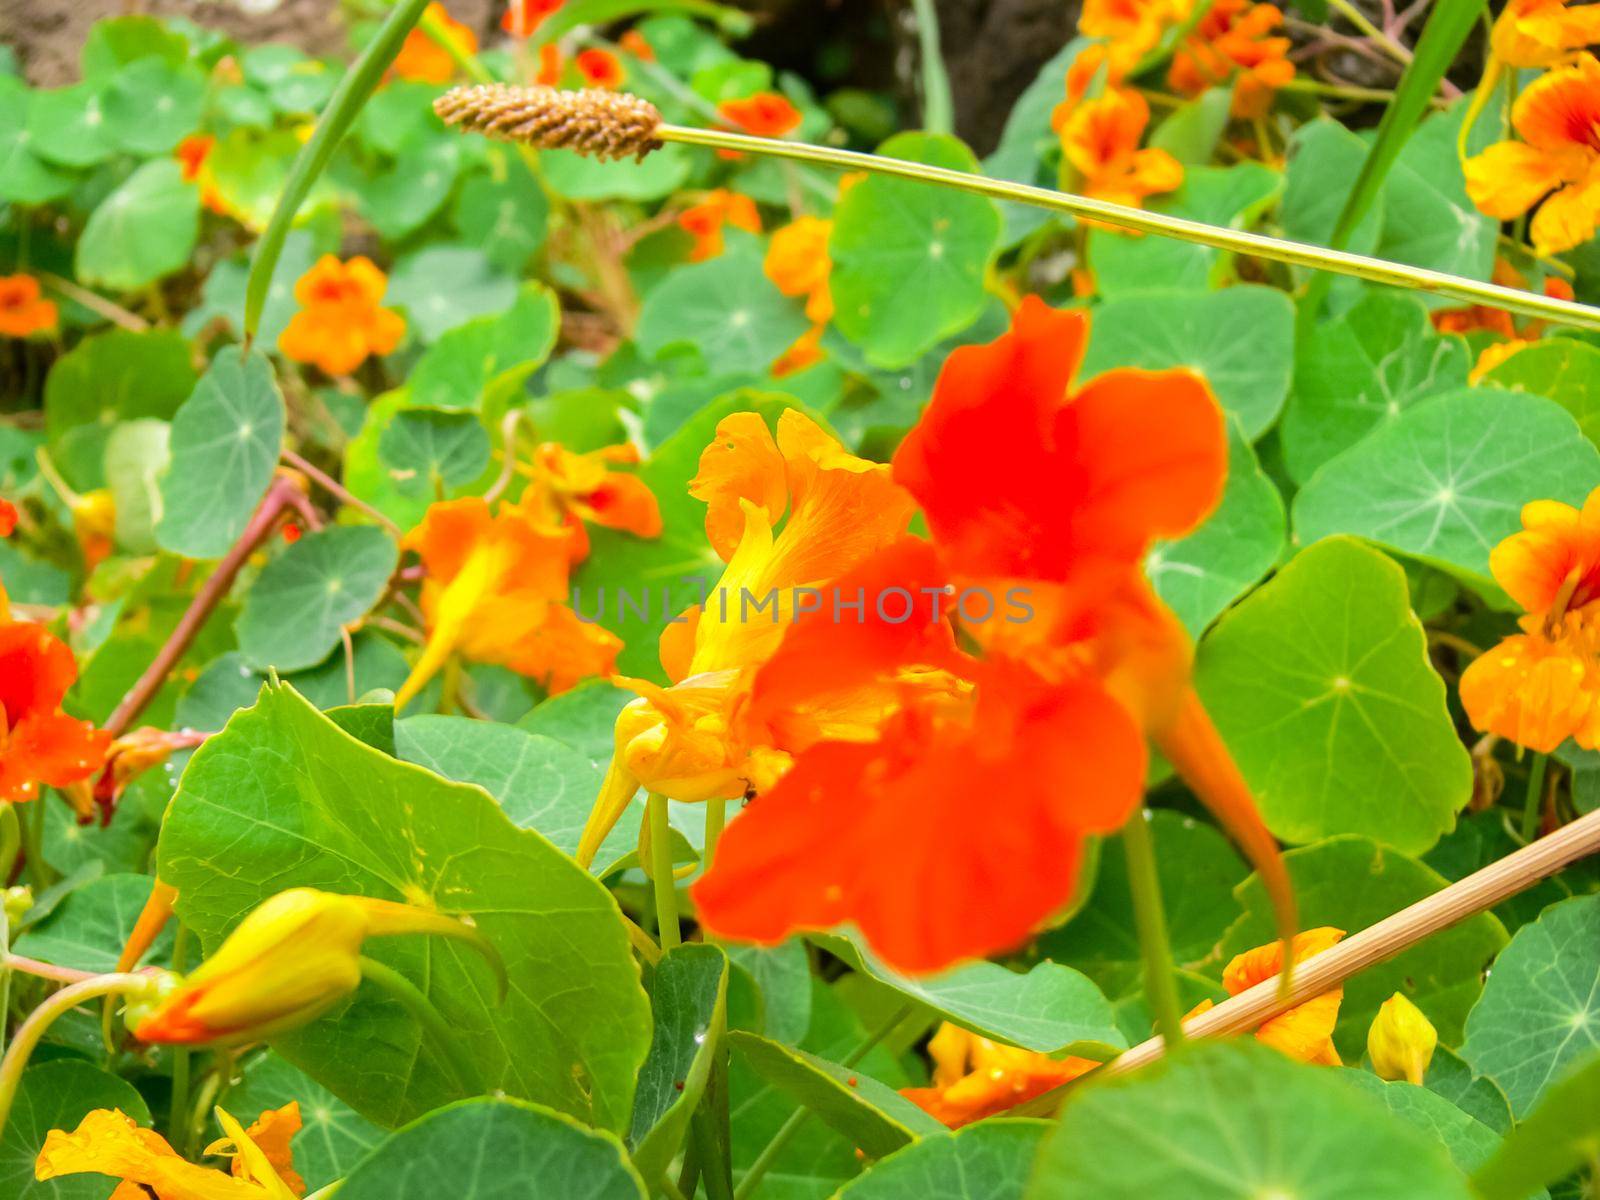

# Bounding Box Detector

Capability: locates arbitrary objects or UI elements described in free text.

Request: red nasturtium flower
[1056,88,1183,212]
[690,297,1296,973]
[575,48,625,88]
[0,274,58,339]
[392,3,477,84]
[1460,486,1600,751]
[1169,0,1294,119]
[717,92,802,137]
[277,255,405,377]
[901,1023,1099,1128]
[1186,927,1347,1063]
[678,189,761,261]
[396,495,626,709]
[0,585,111,805]
[501,0,563,36]
[38,1105,304,1198]
[517,440,664,563]
[535,42,564,86]
[0,498,16,538]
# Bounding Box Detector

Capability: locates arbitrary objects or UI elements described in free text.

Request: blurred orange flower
[535,42,564,86]
[718,92,802,137]
[0,589,111,804]
[501,0,562,37]
[902,1023,1099,1127]
[576,48,625,88]
[619,29,655,60]
[1187,928,1346,1063]
[0,274,58,339]
[0,498,16,538]
[37,1106,303,1199]
[678,189,761,261]
[1058,88,1183,212]
[1169,0,1294,118]
[771,325,826,378]
[1465,54,1600,255]
[398,496,621,708]
[516,440,662,563]
[393,3,477,84]
[765,216,833,324]
[175,134,231,216]
[1461,486,1600,751]
[1491,0,1600,67]
[278,255,405,377]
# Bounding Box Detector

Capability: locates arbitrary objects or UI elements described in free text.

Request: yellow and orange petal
[1169,0,1293,118]
[1461,619,1600,752]
[575,48,624,88]
[678,189,761,262]
[765,216,833,324]
[0,617,111,804]
[1491,0,1600,68]
[0,274,58,339]
[392,3,477,83]
[1488,486,1600,618]
[901,1023,1099,1128]
[1059,87,1184,209]
[278,255,405,376]
[1198,927,1346,1063]
[501,0,562,36]
[718,92,802,137]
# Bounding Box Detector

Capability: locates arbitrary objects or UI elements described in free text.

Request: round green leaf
[1282,291,1472,483]
[358,139,461,241]
[838,1120,1049,1199]
[1027,1039,1474,1200]
[336,1098,646,1200]
[1080,285,1294,438]
[377,408,491,498]
[103,418,170,555]
[0,78,75,205]
[12,872,174,973]
[101,59,206,155]
[176,638,412,730]
[1462,894,1600,1118]
[223,1052,385,1193]
[388,246,518,343]
[1195,536,1471,853]
[1224,835,1507,1058]
[1292,388,1600,591]
[1340,1073,1508,1178]
[1379,107,1495,286]
[636,252,811,376]
[452,157,550,273]
[830,132,1003,369]
[1282,118,1382,257]
[1,1061,151,1200]
[75,159,201,292]
[409,284,560,413]
[26,82,113,168]
[540,143,693,201]
[1481,338,1600,449]
[80,15,188,78]
[157,346,286,559]
[236,526,400,673]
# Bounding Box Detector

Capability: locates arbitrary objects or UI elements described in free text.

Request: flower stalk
[648,793,681,950]
[1121,810,1186,1049]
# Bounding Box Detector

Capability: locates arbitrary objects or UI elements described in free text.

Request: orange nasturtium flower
[0,585,111,804]
[1491,0,1600,67]
[535,43,564,86]
[0,498,17,537]
[1058,88,1183,212]
[1460,486,1600,751]
[1078,0,1189,63]
[1186,928,1346,1062]
[396,496,625,709]
[277,255,405,377]
[1169,0,1294,118]
[1465,54,1600,256]
[901,1023,1099,1128]
[574,410,925,868]
[765,216,834,325]
[175,134,230,216]
[575,48,625,88]
[619,29,655,60]
[38,1106,303,1199]
[0,274,58,339]
[692,298,1296,973]
[516,440,664,563]
[678,189,762,262]
[392,3,477,84]
[131,888,500,1046]
[718,92,803,138]
[771,325,827,378]
[501,0,563,36]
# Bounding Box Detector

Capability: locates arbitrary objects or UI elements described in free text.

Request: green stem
[703,798,727,869]
[166,925,192,1144]
[0,806,20,884]
[1327,0,1413,63]
[244,0,432,339]
[358,956,484,1096]
[1122,810,1185,1049]
[1521,752,1549,843]
[649,123,1600,334]
[908,0,954,135]
[20,800,51,891]
[0,974,154,1141]
[733,1005,913,1200]
[648,793,681,950]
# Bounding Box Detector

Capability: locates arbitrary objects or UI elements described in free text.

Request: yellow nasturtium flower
[1368,992,1438,1085]
[131,888,502,1046]
[1187,927,1347,1063]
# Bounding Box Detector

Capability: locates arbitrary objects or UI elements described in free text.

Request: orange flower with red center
[1492,0,1600,67]
[278,255,405,377]
[397,495,623,709]
[501,0,562,36]
[1066,0,1189,115]
[1169,0,1294,119]
[516,440,663,563]
[0,498,16,538]
[393,3,477,84]
[1058,88,1183,212]
[1186,928,1346,1062]
[692,298,1296,973]
[0,586,112,804]
[175,134,231,216]
[619,29,655,60]
[678,190,762,262]
[718,92,802,138]
[901,1023,1099,1128]
[0,274,58,339]
[535,43,564,86]
[1460,486,1600,752]
[765,216,834,325]
[576,48,625,88]
[1465,54,1600,256]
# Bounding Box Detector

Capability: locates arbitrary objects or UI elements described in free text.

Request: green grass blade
[909,0,955,135]
[243,0,432,341]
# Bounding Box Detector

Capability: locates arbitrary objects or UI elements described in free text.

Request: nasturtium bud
[1367,992,1437,1084]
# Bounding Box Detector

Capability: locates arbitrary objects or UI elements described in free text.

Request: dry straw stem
[434,84,1600,334]
[1012,806,1600,1115]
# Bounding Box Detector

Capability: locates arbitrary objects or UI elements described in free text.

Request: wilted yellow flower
[1367,992,1437,1084]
